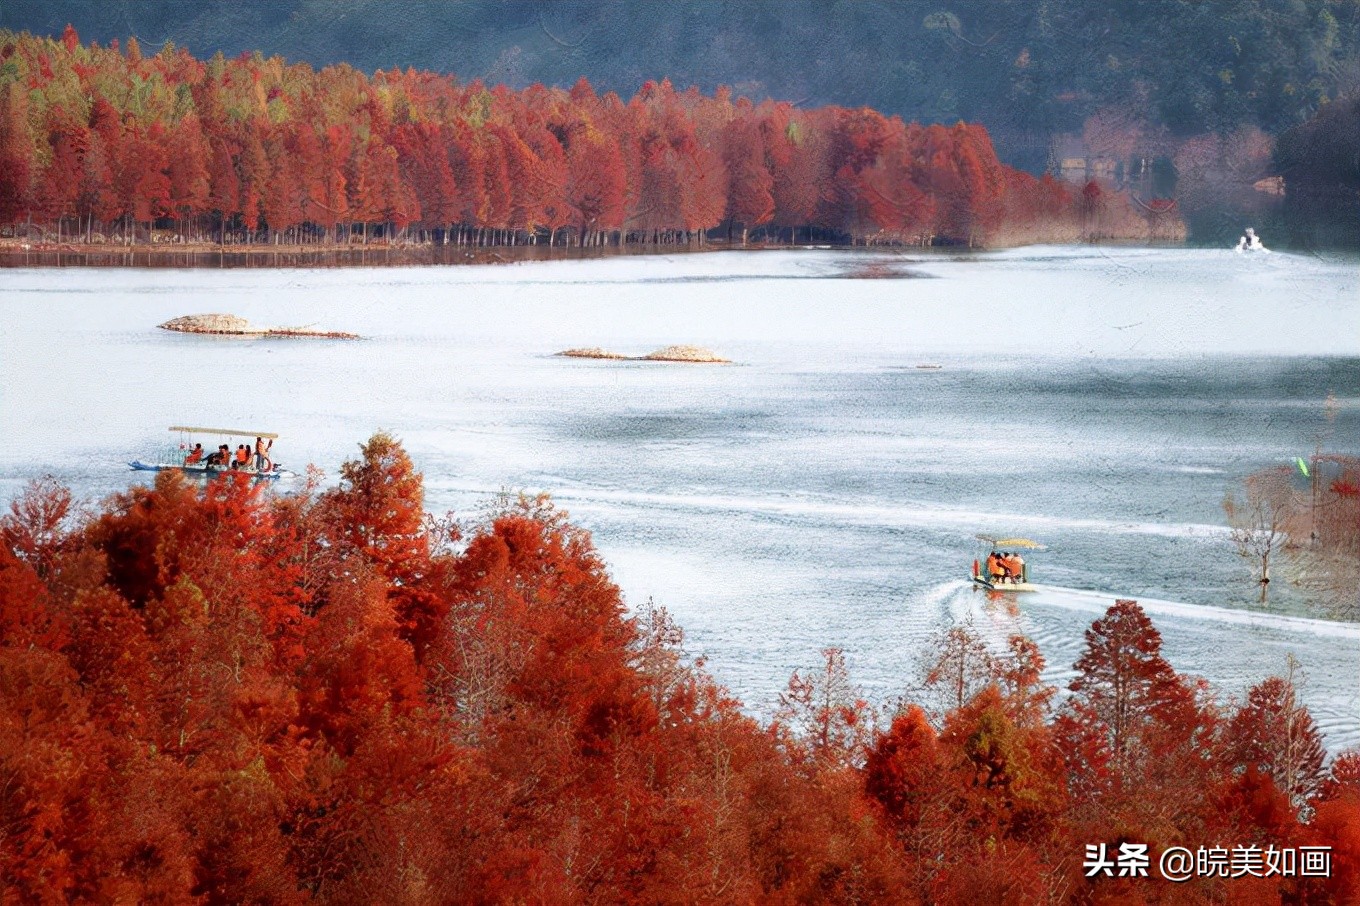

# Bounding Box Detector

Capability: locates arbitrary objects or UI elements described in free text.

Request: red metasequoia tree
[2,439,1354,903]
[0,27,1155,250]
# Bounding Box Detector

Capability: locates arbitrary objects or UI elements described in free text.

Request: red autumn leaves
[2,434,1357,903]
[0,29,1101,249]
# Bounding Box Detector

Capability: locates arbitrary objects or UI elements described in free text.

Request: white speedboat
[1234,227,1270,253]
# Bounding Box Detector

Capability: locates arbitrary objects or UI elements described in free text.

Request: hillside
[3,0,1357,163]
[1275,96,1360,247]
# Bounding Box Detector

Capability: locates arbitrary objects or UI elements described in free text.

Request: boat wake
[441,482,1229,542]
[1024,585,1360,639]
[948,581,1360,752]
[901,579,970,632]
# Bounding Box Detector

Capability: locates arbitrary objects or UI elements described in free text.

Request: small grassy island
[558,345,731,363]
[159,314,359,339]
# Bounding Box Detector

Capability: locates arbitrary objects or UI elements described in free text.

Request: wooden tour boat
[129,427,294,480]
[970,535,1045,592]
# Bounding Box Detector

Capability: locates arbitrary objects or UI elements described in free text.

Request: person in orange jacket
[184,443,204,465]
[995,546,1017,582]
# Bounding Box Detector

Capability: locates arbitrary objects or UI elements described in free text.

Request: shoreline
[0,237,1188,270]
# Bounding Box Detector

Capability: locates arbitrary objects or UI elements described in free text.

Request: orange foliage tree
[0,27,1137,249]
[1,441,1350,903]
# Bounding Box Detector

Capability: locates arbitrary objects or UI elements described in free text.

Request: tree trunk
[1260,551,1271,603]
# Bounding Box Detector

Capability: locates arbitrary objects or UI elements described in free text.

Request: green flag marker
[1296,457,1309,478]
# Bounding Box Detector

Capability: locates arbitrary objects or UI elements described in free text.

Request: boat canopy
[169,426,279,439]
[975,534,1045,550]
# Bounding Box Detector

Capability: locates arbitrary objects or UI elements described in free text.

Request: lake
[2,246,1358,749]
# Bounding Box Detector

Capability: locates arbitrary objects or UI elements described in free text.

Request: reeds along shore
[0,220,1184,271]
[0,207,1179,255]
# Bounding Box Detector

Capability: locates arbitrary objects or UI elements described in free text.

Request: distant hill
[1275,96,1360,246]
[3,0,1358,173]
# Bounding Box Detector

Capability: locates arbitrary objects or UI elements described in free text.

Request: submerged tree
[1227,429,1359,619]
[1225,465,1297,603]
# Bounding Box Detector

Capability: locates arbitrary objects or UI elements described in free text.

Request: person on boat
[254,436,273,472]
[1235,227,1268,252]
[185,443,204,465]
[994,552,1011,583]
[987,551,1004,582]
[234,444,250,468]
[1006,552,1025,583]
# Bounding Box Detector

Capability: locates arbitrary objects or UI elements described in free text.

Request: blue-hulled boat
[129,427,294,480]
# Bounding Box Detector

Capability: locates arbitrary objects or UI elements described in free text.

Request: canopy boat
[129,427,294,480]
[970,535,1044,592]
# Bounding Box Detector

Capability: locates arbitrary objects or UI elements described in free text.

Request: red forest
[0,27,1165,251]
[1,434,1356,904]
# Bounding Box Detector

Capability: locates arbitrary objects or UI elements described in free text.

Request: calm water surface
[3,247,1358,747]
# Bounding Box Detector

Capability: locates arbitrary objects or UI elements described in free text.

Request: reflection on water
[0,242,683,270]
[0,241,953,272]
